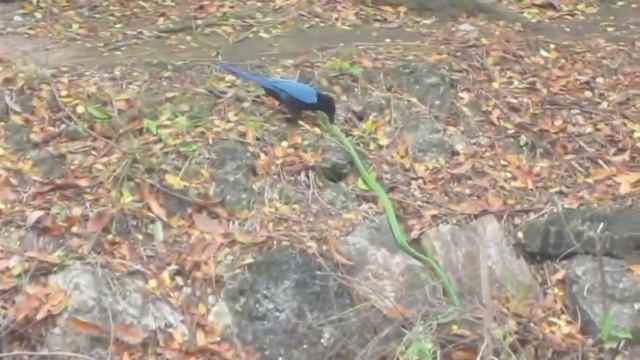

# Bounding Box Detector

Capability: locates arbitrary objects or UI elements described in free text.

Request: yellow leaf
[119,188,134,203]
[164,173,186,189]
[626,264,640,274]
[196,327,207,346]
[146,278,158,291]
[171,327,184,344]
[614,172,640,194]
[234,230,264,244]
[198,303,207,315]
[161,269,174,287]
[356,176,371,191]
[428,53,448,62]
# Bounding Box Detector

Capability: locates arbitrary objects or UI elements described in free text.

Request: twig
[144,178,222,209]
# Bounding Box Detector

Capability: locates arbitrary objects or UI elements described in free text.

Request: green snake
[320,117,460,308]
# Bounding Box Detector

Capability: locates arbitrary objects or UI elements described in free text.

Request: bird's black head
[317,92,336,123]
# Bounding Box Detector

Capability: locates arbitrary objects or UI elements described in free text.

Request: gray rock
[522,208,640,261]
[5,121,30,150]
[336,215,445,322]
[320,181,363,210]
[210,245,371,360]
[33,150,65,179]
[387,63,454,117]
[383,63,458,162]
[565,255,640,343]
[301,131,354,183]
[422,215,542,302]
[45,264,187,356]
[403,117,453,162]
[209,140,257,213]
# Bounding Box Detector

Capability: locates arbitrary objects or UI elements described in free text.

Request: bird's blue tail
[219,62,264,84]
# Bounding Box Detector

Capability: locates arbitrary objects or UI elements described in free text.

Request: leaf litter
[0,0,638,358]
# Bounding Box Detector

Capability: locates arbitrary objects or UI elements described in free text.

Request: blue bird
[220,62,336,123]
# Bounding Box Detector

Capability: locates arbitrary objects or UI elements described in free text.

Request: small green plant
[399,325,437,360]
[326,57,364,79]
[401,338,436,360]
[600,310,633,348]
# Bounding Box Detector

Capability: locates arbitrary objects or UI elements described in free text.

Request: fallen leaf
[448,159,474,174]
[14,294,43,321]
[165,173,186,189]
[171,327,184,345]
[113,322,149,345]
[451,346,479,360]
[86,209,113,233]
[26,210,47,227]
[192,212,220,233]
[30,178,90,195]
[626,264,640,274]
[0,184,15,202]
[46,289,69,315]
[0,281,17,291]
[196,327,207,346]
[24,251,61,264]
[141,184,168,221]
[234,230,264,244]
[486,191,505,211]
[327,236,354,266]
[0,259,10,271]
[614,172,640,194]
[67,317,105,337]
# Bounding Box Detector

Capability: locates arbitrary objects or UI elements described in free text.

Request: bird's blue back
[220,63,318,104]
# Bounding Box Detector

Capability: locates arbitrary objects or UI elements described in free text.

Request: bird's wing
[265,78,318,104]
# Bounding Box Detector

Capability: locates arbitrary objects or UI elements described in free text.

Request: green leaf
[178,143,198,153]
[143,119,158,134]
[87,104,111,121]
[356,176,371,191]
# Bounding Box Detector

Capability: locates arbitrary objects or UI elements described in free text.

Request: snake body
[321,119,460,308]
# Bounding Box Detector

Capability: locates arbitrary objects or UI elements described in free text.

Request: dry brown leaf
[192,211,220,233]
[486,191,505,211]
[14,294,43,321]
[0,259,11,271]
[327,236,354,266]
[0,185,15,202]
[614,172,640,194]
[448,159,474,174]
[67,317,105,337]
[0,280,17,291]
[255,152,273,176]
[24,251,61,265]
[171,327,184,345]
[450,347,479,360]
[196,327,207,346]
[47,289,69,315]
[233,230,264,244]
[113,322,149,345]
[86,209,113,233]
[381,302,416,320]
[141,184,168,221]
[25,210,47,227]
[626,264,640,274]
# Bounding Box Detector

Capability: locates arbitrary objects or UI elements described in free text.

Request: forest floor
[0,0,638,358]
